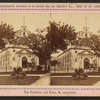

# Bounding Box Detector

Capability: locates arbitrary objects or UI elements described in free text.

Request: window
[23,32,25,35]
[75,51,77,53]
[13,50,15,52]
[75,58,77,62]
[13,57,15,61]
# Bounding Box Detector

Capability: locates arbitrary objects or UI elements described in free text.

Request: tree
[35,21,77,70]
[46,21,77,52]
[73,33,100,57]
[73,37,93,47]
[12,21,77,71]
[27,34,51,65]
[11,36,29,46]
[0,38,6,49]
[75,34,100,51]
[90,34,100,51]
[13,33,49,65]
[34,21,77,67]
[0,22,15,48]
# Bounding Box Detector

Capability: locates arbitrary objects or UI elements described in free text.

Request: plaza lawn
[0,76,40,85]
[51,77,100,85]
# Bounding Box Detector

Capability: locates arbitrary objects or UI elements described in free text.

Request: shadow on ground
[51,77,100,86]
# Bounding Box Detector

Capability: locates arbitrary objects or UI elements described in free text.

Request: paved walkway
[93,81,100,86]
[31,73,50,85]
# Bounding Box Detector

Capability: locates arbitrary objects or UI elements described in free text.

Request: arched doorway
[84,58,89,69]
[22,57,27,68]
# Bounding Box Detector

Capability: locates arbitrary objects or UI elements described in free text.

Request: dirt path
[31,73,51,85]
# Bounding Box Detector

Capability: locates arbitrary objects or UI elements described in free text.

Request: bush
[50,60,58,66]
[98,67,100,72]
[27,62,35,71]
[36,65,43,71]
[72,68,88,80]
[11,67,26,79]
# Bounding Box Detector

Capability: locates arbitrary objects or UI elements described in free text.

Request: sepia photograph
[0,13,100,86]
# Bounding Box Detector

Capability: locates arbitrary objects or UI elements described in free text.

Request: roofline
[57,47,92,57]
[78,50,95,55]
[16,49,32,54]
[0,47,30,53]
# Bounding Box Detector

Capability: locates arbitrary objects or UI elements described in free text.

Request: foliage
[72,68,88,80]
[73,34,100,56]
[12,33,49,65]
[0,22,15,48]
[0,38,6,49]
[0,23,15,39]
[36,65,43,71]
[50,60,59,66]
[11,21,77,67]
[28,34,51,64]
[27,62,35,71]
[73,38,92,47]
[33,21,77,64]
[11,67,26,79]
[89,61,97,72]
[11,36,29,46]
[46,21,77,52]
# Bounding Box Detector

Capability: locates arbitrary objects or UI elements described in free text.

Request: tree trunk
[45,61,47,72]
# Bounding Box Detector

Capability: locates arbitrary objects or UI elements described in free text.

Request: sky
[0,13,100,35]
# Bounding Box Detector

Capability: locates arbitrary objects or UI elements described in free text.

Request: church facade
[53,46,100,73]
[0,44,39,72]
[51,23,100,73]
[0,20,39,72]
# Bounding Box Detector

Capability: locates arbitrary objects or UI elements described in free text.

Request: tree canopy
[73,34,100,56]
[0,22,15,48]
[46,21,77,52]
[29,21,77,64]
[0,23,15,40]
[13,21,77,64]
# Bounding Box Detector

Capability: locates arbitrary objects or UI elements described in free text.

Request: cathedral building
[0,44,39,72]
[53,46,100,73]
[0,18,39,72]
[51,19,100,73]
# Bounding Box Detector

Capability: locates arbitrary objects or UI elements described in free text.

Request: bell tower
[15,16,31,38]
[77,17,93,39]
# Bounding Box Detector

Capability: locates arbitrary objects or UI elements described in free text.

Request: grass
[0,71,49,75]
[51,77,100,85]
[51,72,100,76]
[0,76,40,85]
